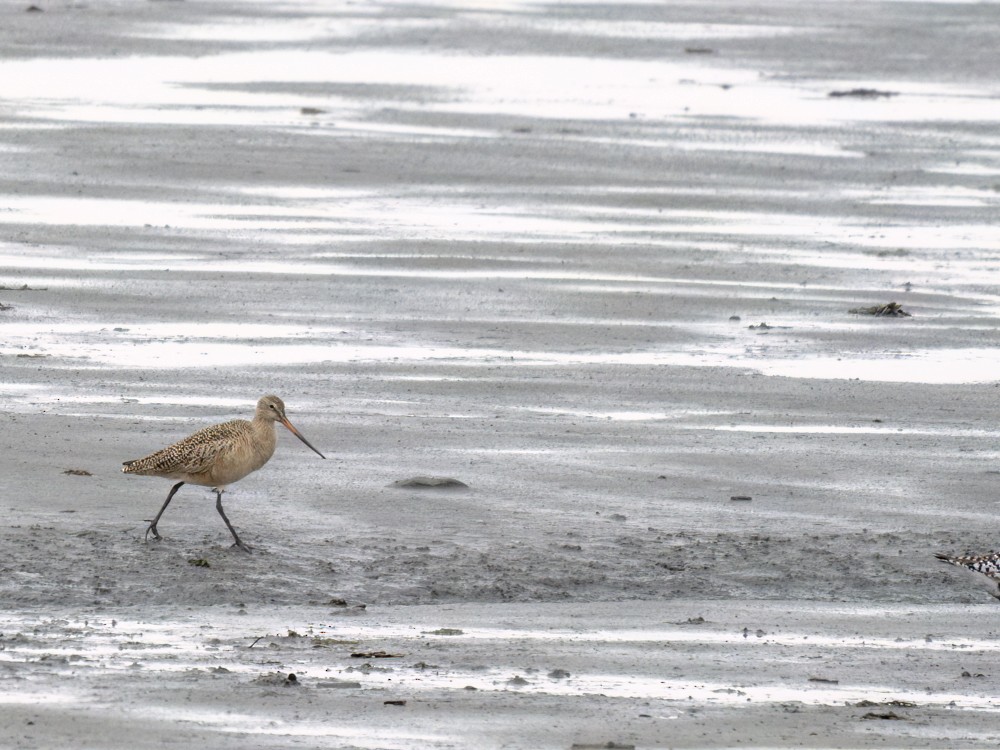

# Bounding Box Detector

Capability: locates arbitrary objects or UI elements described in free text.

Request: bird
[122,395,326,552]
[934,551,1000,599]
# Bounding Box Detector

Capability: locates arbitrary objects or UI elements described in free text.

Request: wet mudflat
[2,1,1000,747]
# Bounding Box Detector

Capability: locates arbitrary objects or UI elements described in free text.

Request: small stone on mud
[392,476,468,489]
[384,699,407,706]
[424,628,464,636]
[187,558,210,568]
[63,469,92,476]
[548,669,571,679]
[730,495,752,502]
[508,675,530,686]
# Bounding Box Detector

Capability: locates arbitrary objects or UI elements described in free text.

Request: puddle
[4,612,1000,714]
[2,312,998,383]
[845,185,1000,208]
[749,349,1000,384]
[0,31,996,131]
[697,423,1000,437]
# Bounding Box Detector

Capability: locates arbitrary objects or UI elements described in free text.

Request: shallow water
[1,1,999,392]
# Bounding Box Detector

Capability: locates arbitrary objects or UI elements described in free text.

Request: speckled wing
[936,552,1000,579]
[122,419,249,477]
[935,551,1000,600]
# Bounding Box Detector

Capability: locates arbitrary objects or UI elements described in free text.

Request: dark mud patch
[0,524,992,612]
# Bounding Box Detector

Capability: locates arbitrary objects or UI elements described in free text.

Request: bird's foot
[230,539,253,554]
[144,522,162,542]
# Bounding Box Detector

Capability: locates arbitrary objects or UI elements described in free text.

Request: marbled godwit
[935,551,1000,599]
[122,395,326,552]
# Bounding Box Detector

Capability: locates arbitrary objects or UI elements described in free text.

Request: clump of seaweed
[829,88,898,99]
[849,302,911,317]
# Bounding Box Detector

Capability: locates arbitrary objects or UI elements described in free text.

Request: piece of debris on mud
[63,468,92,476]
[251,671,299,687]
[849,301,911,317]
[672,616,707,626]
[866,248,909,257]
[808,676,839,684]
[571,743,636,750]
[730,495,752,502]
[748,322,771,330]
[424,628,464,636]
[508,675,530,686]
[860,711,908,721]
[384,699,407,706]
[685,47,714,54]
[0,302,12,311]
[828,88,898,99]
[300,107,326,115]
[0,284,46,291]
[853,699,917,708]
[311,637,359,648]
[392,476,469,489]
[187,558,210,568]
[350,650,402,658]
[548,669,571,679]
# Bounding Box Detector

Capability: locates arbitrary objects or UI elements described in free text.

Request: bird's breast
[199,425,277,487]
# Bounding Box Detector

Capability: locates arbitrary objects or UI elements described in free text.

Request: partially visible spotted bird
[935,551,1000,600]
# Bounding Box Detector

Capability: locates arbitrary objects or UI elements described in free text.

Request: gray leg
[215,490,251,553]
[145,481,185,541]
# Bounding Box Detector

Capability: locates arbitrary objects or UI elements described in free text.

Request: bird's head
[257,394,326,459]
